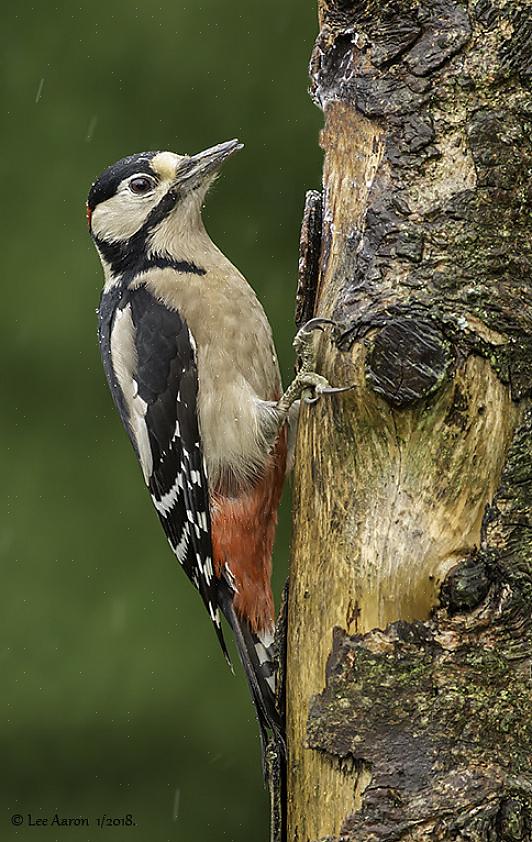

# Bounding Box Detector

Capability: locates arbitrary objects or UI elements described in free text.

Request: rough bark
[285,1,531,840]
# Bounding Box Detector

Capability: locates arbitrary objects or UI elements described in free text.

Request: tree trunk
[285,1,531,839]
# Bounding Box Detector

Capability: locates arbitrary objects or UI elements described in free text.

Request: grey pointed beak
[175,139,243,191]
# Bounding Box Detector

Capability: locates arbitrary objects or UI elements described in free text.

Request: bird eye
[129,176,155,195]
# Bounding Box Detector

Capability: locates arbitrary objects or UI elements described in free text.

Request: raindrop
[35,78,45,104]
[172,787,181,821]
[86,115,98,143]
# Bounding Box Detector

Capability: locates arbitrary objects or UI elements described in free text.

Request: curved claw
[303,392,322,406]
[303,382,355,405]
[298,316,337,334]
[293,317,339,351]
[322,383,355,395]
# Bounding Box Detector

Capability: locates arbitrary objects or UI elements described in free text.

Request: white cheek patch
[110,305,153,482]
[91,176,173,243]
[92,193,155,242]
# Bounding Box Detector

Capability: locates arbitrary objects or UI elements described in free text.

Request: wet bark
[284,2,531,840]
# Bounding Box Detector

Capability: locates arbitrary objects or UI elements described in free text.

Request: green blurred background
[3,2,322,840]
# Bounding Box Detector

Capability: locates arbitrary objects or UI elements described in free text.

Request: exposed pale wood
[287,344,517,840]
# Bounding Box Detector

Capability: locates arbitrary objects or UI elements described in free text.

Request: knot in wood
[366,317,451,407]
[497,797,530,841]
[440,556,490,614]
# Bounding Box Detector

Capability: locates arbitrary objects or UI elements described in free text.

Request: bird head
[87,140,243,278]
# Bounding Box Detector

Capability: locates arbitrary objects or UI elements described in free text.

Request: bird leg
[276,318,353,421]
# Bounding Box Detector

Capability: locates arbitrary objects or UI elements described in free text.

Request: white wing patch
[101,284,232,669]
[174,525,190,564]
[152,473,183,515]
[110,304,153,482]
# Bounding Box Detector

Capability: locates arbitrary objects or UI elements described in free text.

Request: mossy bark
[285,2,531,840]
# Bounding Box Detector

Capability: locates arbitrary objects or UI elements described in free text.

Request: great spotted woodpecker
[87,140,346,756]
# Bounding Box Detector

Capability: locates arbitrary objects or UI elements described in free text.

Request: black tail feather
[217,580,285,771]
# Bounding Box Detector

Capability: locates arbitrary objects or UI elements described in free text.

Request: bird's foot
[276,318,353,417]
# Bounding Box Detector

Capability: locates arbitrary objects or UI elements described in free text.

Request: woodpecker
[87,140,347,756]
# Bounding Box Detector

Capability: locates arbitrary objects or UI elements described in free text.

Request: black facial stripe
[92,184,202,280]
[94,236,206,281]
[87,151,160,211]
[146,255,206,275]
[94,237,142,278]
[142,187,180,232]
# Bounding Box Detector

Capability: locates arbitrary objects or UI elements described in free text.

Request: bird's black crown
[87,151,160,211]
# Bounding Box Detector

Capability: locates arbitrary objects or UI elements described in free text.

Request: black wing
[98,282,230,663]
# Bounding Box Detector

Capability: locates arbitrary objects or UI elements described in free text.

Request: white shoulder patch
[110,304,153,482]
